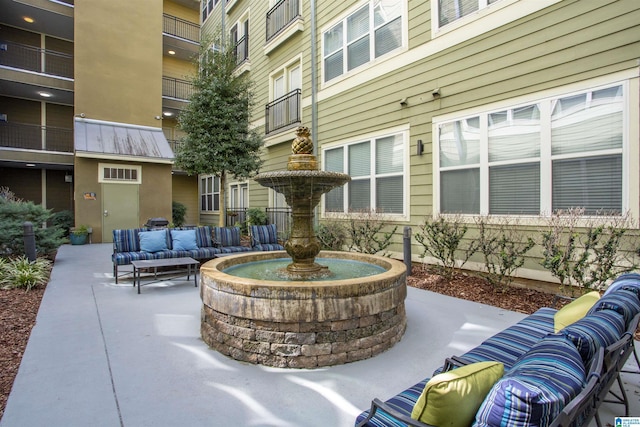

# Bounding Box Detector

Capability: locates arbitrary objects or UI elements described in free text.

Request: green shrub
[0,196,65,257]
[172,201,187,227]
[316,221,348,251]
[415,214,477,280]
[539,208,638,295]
[475,216,535,290]
[0,256,51,291]
[246,207,267,226]
[345,210,397,256]
[50,210,74,237]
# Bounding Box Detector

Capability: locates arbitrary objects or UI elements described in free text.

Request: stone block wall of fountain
[200,127,408,368]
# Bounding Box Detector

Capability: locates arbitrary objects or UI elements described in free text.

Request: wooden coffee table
[131,257,199,294]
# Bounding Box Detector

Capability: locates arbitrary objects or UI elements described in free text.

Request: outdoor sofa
[111,225,254,283]
[355,273,640,427]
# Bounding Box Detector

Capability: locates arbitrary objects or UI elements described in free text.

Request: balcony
[0,41,73,79]
[163,14,200,43]
[0,122,73,153]
[162,76,194,101]
[265,89,301,135]
[162,14,200,61]
[266,0,301,42]
[233,34,249,67]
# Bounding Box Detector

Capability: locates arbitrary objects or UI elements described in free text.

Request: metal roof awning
[74,118,174,164]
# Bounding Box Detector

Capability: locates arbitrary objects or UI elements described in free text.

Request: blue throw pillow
[139,230,169,253]
[473,335,586,427]
[170,229,198,251]
[587,289,640,327]
[604,273,640,299]
[561,309,625,365]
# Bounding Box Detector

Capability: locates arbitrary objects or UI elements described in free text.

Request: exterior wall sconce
[417,139,424,156]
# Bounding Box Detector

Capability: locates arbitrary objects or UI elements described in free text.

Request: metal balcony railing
[266,0,300,42]
[162,76,194,100]
[163,14,200,43]
[226,208,247,227]
[0,123,73,152]
[0,41,73,78]
[167,139,183,152]
[265,89,301,135]
[233,34,249,66]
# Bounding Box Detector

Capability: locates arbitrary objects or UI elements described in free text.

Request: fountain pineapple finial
[292,126,313,154]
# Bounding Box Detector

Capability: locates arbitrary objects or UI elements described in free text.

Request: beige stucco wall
[74,0,162,126]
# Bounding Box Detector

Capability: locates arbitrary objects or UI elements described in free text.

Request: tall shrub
[414,214,477,280]
[539,208,637,294]
[475,216,535,290]
[345,210,397,256]
[0,193,65,257]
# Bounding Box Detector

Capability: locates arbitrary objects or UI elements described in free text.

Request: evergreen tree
[176,36,263,226]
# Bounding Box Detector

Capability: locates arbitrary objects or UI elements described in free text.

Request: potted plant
[69,225,89,245]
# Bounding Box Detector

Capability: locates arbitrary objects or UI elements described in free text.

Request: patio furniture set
[111,224,283,291]
[356,273,640,427]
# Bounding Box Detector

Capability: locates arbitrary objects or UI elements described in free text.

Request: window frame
[98,163,141,185]
[200,174,221,213]
[321,126,409,219]
[433,81,629,219]
[321,0,406,85]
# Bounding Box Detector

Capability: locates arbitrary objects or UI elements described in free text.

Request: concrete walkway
[1,244,637,426]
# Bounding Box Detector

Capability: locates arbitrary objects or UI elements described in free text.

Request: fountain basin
[200,251,407,368]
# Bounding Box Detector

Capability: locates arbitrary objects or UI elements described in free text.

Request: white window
[98,163,141,184]
[267,60,301,134]
[323,0,403,83]
[323,131,406,215]
[200,175,220,212]
[436,84,625,216]
[229,182,248,209]
[438,0,501,28]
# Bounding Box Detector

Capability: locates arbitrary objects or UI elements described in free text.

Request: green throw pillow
[554,291,601,332]
[411,361,504,427]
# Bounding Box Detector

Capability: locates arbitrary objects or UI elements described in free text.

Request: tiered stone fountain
[200,127,407,368]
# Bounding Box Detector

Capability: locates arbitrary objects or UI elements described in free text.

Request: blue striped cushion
[255,243,285,251]
[194,226,213,248]
[250,224,279,245]
[603,273,640,299]
[355,378,429,427]
[214,226,242,247]
[435,307,556,374]
[113,228,146,252]
[587,289,640,327]
[560,309,625,365]
[473,335,586,427]
[218,246,253,254]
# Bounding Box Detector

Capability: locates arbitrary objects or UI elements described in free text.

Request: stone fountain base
[200,251,407,368]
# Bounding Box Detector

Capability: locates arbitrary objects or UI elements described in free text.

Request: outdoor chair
[249,224,285,251]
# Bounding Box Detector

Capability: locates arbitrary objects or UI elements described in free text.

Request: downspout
[221,0,226,49]
[310,0,317,157]
[310,0,318,228]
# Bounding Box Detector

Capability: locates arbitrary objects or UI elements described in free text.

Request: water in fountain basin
[223,257,386,281]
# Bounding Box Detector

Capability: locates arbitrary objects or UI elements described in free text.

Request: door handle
[104,210,109,217]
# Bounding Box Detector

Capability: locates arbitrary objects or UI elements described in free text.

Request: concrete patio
[1,243,637,427]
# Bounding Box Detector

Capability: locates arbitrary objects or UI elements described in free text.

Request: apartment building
[203,0,640,280]
[0,0,200,242]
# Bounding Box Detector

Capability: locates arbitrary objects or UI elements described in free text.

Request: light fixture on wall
[417,140,424,156]
[432,88,441,99]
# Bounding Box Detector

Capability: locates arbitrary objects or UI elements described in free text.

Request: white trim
[264,17,305,56]
[432,69,639,123]
[321,124,410,221]
[316,0,559,104]
[75,152,174,164]
[320,0,408,89]
[432,77,634,220]
[98,163,142,185]
[74,117,164,133]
